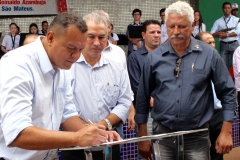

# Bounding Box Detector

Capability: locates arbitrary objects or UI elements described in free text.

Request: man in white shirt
[61,12,131,160]
[0,12,120,160]
[38,21,48,36]
[211,2,240,69]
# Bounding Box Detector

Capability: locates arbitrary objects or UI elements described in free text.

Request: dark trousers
[209,110,223,160]
[61,145,120,160]
[152,120,210,160]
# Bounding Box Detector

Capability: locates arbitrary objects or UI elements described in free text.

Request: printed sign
[0,0,58,16]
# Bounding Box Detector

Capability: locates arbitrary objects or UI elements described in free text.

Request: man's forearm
[138,123,148,137]
[10,126,78,150]
[61,116,87,131]
[98,113,122,128]
[220,121,233,134]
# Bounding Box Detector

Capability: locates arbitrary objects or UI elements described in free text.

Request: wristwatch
[103,118,112,130]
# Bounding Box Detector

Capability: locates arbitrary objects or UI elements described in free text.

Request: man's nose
[93,38,100,46]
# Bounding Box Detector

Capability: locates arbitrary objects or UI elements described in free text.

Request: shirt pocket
[102,84,119,106]
[190,68,207,89]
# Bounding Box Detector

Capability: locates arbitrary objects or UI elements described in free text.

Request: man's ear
[46,31,54,45]
[142,32,145,40]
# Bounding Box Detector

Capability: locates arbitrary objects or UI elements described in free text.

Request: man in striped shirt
[61,12,131,160]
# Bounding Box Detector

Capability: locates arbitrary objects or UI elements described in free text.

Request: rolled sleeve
[61,72,78,124]
[210,20,219,34]
[211,50,238,121]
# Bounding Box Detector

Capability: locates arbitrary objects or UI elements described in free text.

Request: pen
[88,119,109,143]
[192,63,194,72]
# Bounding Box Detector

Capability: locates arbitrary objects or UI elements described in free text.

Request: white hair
[165,1,194,24]
[83,12,108,33]
[91,10,110,26]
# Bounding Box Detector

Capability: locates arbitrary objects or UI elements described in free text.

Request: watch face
[108,124,112,130]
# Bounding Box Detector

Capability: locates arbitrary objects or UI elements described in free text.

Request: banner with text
[0,0,58,16]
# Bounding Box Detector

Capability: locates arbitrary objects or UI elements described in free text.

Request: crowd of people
[0,1,240,160]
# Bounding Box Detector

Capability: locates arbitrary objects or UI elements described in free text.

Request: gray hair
[195,31,212,41]
[49,12,87,37]
[165,1,194,24]
[91,10,110,26]
[83,12,108,33]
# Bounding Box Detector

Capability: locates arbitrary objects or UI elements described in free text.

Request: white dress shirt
[161,23,168,44]
[102,42,134,100]
[0,37,77,160]
[192,23,206,37]
[210,15,240,42]
[1,34,20,51]
[70,54,131,123]
[109,32,119,44]
[233,46,240,91]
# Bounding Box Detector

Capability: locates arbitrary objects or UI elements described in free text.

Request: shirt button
[177,100,179,103]
[178,85,181,88]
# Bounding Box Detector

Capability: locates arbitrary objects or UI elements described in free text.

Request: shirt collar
[162,37,202,56]
[131,21,142,25]
[102,41,112,52]
[35,36,55,75]
[223,15,231,19]
[140,44,149,55]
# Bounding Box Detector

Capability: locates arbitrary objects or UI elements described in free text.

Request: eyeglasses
[174,58,182,78]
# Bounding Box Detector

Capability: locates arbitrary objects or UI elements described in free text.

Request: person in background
[39,21,48,36]
[29,23,39,34]
[92,10,136,160]
[23,34,39,45]
[136,1,237,160]
[211,2,240,71]
[127,19,161,160]
[192,10,206,37]
[126,8,143,55]
[1,23,20,54]
[0,12,120,160]
[108,23,119,45]
[195,31,224,160]
[231,3,240,45]
[159,8,168,44]
[231,3,239,17]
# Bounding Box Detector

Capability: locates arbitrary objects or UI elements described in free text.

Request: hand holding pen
[88,119,109,143]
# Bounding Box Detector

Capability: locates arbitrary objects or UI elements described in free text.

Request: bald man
[23,34,39,45]
[195,32,224,160]
[195,32,216,48]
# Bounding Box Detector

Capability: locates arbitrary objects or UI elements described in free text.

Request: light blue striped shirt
[70,54,131,124]
[0,37,78,160]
